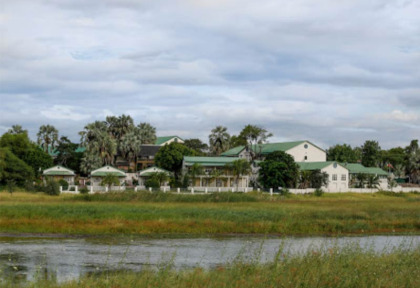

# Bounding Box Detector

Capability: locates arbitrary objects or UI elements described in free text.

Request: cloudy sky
[1,0,419,149]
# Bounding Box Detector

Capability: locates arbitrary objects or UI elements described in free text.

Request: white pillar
[257,188,260,192]
[163,187,166,193]
[106,186,108,192]
[149,187,152,192]
[244,187,248,193]
[205,187,208,194]
[218,187,221,193]
[135,186,137,192]
[60,186,63,193]
[191,188,194,194]
[75,186,78,193]
[90,186,93,193]
[177,187,180,194]
[270,188,273,195]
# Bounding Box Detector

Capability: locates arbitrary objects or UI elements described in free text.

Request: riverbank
[2,242,419,288]
[1,191,419,236]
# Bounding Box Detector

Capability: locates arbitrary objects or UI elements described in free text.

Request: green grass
[1,191,419,236]
[2,244,419,288]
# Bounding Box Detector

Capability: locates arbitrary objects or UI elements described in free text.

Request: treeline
[326,140,420,183]
[1,116,419,187]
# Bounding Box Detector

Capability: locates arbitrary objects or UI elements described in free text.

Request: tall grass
[2,244,419,288]
[1,192,419,236]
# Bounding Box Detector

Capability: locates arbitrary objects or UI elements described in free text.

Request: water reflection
[0,235,418,283]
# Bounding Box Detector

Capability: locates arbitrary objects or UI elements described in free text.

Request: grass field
[1,191,419,236]
[2,244,419,288]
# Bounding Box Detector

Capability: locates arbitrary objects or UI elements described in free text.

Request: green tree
[37,125,59,153]
[0,132,32,159]
[355,173,367,188]
[80,154,102,175]
[209,126,230,156]
[226,159,251,190]
[22,146,53,178]
[366,174,380,189]
[120,129,142,170]
[188,163,204,187]
[258,151,299,189]
[137,122,157,144]
[154,142,197,180]
[361,140,381,167]
[405,139,420,183]
[229,135,247,148]
[7,125,27,135]
[326,144,359,163]
[55,137,83,174]
[184,138,209,155]
[237,124,272,160]
[210,168,224,187]
[309,169,329,189]
[100,173,121,189]
[0,148,34,186]
[150,171,169,187]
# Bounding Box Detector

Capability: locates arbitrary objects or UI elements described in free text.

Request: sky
[1,0,419,149]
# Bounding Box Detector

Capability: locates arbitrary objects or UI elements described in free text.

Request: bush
[314,188,324,197]
[69,186,76,191]
[280,188,290,196]
[132,179,139,186]
[59,179,69,190]
[145,178,160,189]
[24,180,35,192]
[79,187,89,194]
[44,180,60,196]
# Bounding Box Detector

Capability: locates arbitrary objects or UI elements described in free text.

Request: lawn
[0,191,419,236]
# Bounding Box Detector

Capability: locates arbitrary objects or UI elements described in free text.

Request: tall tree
[188,163,204,187]
[209,126,230,156]
[80,154,102,174]
[326,144,359,163]
[238,124,272,160]
[0,148,34,186]
[361,140,381,167]
[258,151,299,189]
[137,122,157,144]
[226,159,251,189]
[7,125,27,135]
[405,139,420,183]
[120,129,142,170]
[184,138,208,155]
[55,137,83,174]
[37,125,59,153]
[154,142,197,180]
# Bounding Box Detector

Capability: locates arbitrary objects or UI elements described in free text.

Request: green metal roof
[297,161,338,171]
[75,147,86,153]
[91,166,126,177]
[155,136,183,145]
[221,146,246,156]
[138,166,172,176]
[184,156,241,167]
[43,165,75,176]
[221,140,325,156]
[341,163,388,176]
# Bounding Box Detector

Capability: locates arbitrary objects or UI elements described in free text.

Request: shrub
[79,187,89,194]
[280,188,290,196]
[132,179,139,186]
[59,179,69,190]
[44,179,60,196]
[24,180,35,192]
[145,178,160,189]
[69,186,76,191]
[314,188,324,197]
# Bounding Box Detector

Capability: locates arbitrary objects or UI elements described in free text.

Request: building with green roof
[221,140,326,163]
[297,161,349,192]
[90,165,127,187]
[182,156,250,188]
[42,165,75,184]
[155,136,184,146]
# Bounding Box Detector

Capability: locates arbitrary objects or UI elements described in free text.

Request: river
[0,235,419,283]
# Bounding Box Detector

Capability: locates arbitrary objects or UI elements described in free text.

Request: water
[0,235,418,283]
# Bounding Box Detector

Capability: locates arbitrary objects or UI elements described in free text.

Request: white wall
[321,163,349,192]
[287,141,326,162]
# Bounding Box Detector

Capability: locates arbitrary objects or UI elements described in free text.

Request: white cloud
[40,105,90,121]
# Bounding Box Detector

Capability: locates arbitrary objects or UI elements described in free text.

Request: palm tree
[100,173,120,190]
[210,168,223,187]
[226,159,251,190]
[137,122,157,144]
[405,140,420,183]
[366,174,380,189]
[188,163,203,187]
[120,130,142,170]
[209,126,230,156]
[150,172,169,187]
[37,125,59,153]
[80,154,102,174]
[355,173,367,188]
[239,124,273,160]
[299,170,312,189]
[106,114,134,142]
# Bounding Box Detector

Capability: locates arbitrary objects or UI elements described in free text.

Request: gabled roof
[90,165,126,177]
[155,136,184,145]
[297,161,343,171]
[138,166,172,177]
[138,145,161,157]
[43,165,75,176]
[221,140,324,156]
[342,163,388,176]
[184,156,241,167]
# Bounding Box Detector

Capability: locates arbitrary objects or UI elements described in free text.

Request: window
[304,144,308,149]
[304,156,308,160]
[332,174,337,181]
[341,174,346,181]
